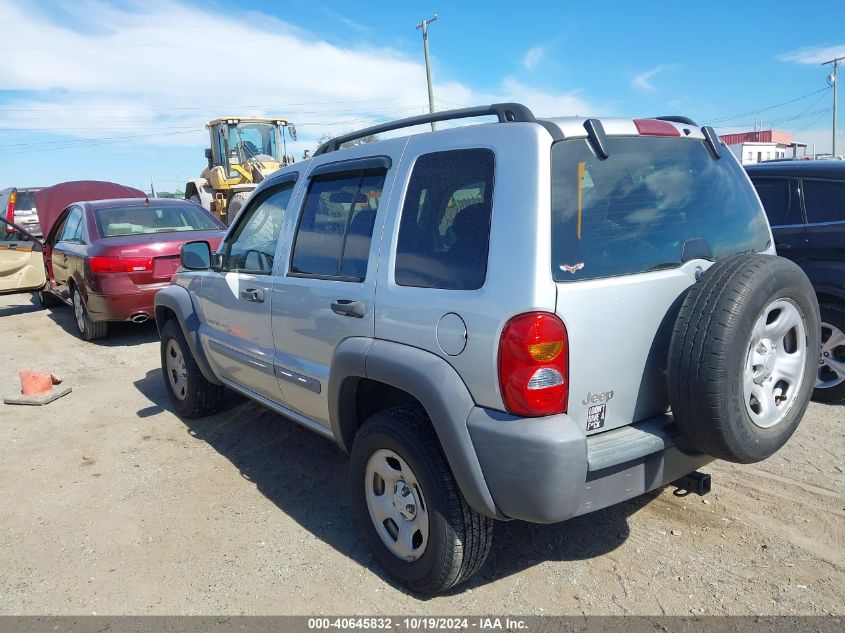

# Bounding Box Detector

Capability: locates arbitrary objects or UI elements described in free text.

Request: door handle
[775,243,792,251]
[240,288,265,303]
[331,299,365,318]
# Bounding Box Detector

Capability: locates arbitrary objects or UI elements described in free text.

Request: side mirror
[288,124,297,141]
[204,148,213,160]
[180,240,212,270]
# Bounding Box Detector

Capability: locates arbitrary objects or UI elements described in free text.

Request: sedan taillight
[88,256,153,274]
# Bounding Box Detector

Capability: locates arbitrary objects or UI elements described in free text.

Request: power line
[701,87,831,124]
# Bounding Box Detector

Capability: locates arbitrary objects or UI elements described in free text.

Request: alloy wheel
[743,298,807,429]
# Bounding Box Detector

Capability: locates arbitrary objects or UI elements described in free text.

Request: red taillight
[498,312,569,417]
[633,118,681,137]
[88,256,153,274]
[5,191,15,233]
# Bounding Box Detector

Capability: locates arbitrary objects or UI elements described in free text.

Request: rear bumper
[84,284,167,321]
[466,408,712,524]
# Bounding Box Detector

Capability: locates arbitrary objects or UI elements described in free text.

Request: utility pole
[822,55,844,157]
[416,14,438,131]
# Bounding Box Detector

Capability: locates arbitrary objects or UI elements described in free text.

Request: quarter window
[395,149,495,290]
[290,169,385,280]
[802,179,845,224]
[222,182,295,273]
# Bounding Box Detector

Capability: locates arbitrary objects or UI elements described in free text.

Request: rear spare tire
[669,254,820,464]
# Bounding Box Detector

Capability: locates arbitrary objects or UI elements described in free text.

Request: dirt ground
[0,292,842,616]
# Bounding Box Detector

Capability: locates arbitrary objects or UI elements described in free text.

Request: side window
[1,217,28,242]
[395,149,494,290]
[751,178,792,226]
[222,182,294,273]
[802,179,845,224]
[290,169,385,280]
[59,208,82,243]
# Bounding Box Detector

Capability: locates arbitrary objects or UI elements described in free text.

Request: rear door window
[290,168,385,280]
[551,136,770,282]
[802,179,845,224]
[59,208,83,243]
[395,149,494,290]
[751,178,795,226]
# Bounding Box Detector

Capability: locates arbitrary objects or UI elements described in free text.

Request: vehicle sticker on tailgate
[586,403,606,431]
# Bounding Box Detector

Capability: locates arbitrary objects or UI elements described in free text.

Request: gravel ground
[0,292,842,615]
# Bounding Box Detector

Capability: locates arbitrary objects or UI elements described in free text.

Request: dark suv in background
[747,161,845,402]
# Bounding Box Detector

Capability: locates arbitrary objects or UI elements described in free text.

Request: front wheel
[160,319,223,418]
[72,287,107,341]
[350,407,493,594]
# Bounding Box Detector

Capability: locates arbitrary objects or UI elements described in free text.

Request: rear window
[16,191,37,210]
[551,136,770,282]
[94,204,220,237]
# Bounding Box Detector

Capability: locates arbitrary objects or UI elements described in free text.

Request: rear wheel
[814,303,845,403]
[160,319,223,418]
[350,407,493,594]
[72,287,107,341]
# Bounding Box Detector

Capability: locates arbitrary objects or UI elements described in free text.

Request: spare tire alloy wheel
[669,254,820,464]
[744,298,807,428]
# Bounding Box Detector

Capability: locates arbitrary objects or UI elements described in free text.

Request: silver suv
[155,104,820,594]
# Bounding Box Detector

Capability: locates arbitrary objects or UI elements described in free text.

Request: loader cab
[207,118,297,179]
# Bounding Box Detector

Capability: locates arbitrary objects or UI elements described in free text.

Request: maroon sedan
[37,198,225,340]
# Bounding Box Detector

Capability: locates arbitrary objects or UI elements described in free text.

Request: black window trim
[309,155,392,178]
[798,176,845,227]
[218,174,299,275]
[288,159,389,282]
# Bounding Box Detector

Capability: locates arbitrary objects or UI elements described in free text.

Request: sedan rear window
[551,136,770,282]
[94,204,220,237]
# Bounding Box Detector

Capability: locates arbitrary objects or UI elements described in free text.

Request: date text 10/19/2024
[307,617,529,630]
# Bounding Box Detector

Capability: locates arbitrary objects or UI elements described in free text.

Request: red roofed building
[718,130,805,164]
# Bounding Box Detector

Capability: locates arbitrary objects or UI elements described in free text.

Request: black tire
[350,407,493,595]
[36,289,62,308]
[228,192,251,220]
[160,319,223,418]
[669,254,820,464]
[813,303,845,403]
[71,286,107,341]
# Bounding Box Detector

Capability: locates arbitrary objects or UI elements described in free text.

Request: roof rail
[655,115,699,126]
[314,103,536,155]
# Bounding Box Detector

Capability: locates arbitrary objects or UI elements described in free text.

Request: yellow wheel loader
[185,117,297,224]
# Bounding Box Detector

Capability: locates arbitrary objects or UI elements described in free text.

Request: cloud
[522,46,544,71]
[0,0,604,159]
[631,64,674,92]
[777,43,845,65]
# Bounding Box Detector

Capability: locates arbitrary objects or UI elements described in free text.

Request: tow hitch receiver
[672,471,711,496]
